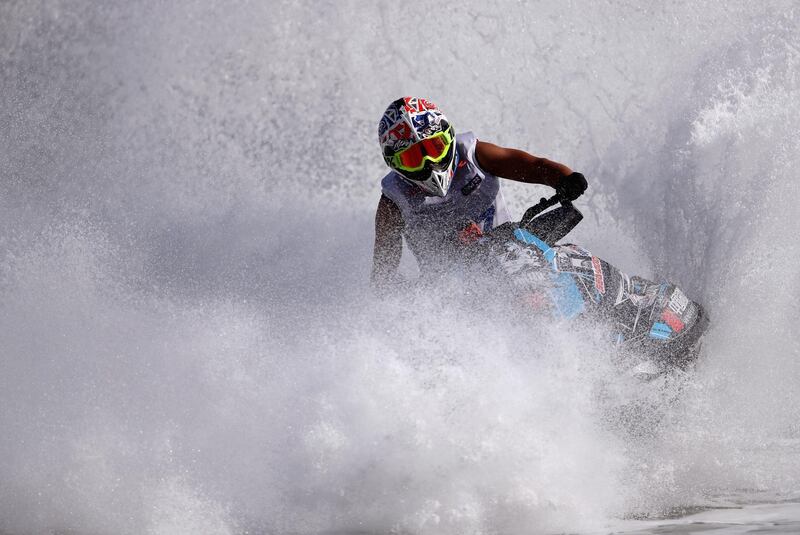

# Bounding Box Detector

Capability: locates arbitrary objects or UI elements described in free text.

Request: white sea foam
[1,2,799,534]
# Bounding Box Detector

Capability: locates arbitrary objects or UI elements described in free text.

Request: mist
[2,1,799,534]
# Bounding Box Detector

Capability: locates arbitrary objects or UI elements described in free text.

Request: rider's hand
[556,172,588,201]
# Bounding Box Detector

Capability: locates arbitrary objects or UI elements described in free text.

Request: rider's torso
[381,131,511,272]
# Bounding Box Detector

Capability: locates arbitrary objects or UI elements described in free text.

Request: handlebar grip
[520,194,562,228]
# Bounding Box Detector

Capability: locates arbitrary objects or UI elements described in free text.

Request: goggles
[391,127,454,173]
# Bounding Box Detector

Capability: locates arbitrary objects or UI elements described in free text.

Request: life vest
[380,131,511,272]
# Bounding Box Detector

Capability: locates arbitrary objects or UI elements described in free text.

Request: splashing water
[2,2,799,534]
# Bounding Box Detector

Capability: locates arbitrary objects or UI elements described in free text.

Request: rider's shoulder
[456,131,481,162]
[380,170,401,189]
[380,171,418,208]
[380,171,411,199]
[456,130,477,147]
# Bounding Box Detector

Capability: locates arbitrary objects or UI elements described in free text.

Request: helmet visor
[392,127,454,173]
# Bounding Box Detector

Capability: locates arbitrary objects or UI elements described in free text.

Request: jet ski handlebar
[519,193,583,246]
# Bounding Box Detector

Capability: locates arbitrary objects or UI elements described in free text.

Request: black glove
[556,172,588,201]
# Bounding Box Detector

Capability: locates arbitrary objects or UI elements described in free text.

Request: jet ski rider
[371,96,588,292]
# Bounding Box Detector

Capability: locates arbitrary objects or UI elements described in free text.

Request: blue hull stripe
[514,228,553,259]
[514,227,584,319]
[649,322,673,340]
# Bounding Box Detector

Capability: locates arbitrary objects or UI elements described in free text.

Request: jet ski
[464,194,710,379]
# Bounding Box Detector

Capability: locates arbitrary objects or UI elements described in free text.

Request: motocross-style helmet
[378,97,457,197]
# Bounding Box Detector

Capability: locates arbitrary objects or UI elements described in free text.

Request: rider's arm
[474,140,573,188]
[370,194,404,292]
